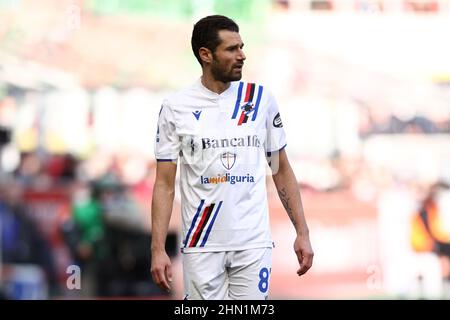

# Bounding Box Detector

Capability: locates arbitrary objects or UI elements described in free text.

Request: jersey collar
[196,78,238,99]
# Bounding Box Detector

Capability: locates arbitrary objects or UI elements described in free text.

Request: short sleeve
[265,91,287,154]
[154,100,180,162]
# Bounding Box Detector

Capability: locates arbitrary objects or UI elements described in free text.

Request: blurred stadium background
[1,0,450,300]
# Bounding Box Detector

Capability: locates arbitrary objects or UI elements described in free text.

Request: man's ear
[199,47,212,65]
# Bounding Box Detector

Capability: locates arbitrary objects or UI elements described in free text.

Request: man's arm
[270,149,314,276]
[151,161,177,292]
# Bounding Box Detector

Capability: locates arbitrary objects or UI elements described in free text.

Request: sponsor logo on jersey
[200,173,255,185]
[202,135,261,149]
[273,112,283,128]
[221,152,236,170]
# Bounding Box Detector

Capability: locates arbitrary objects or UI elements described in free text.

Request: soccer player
[151,15,313,300]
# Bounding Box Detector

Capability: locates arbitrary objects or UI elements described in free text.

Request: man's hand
[294,234,314,276]
[151,250,173,292]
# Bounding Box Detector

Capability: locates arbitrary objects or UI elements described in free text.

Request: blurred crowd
[0,147,179,299]
[358,102,450,138]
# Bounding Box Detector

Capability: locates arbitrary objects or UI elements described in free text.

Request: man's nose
[238,49,246,61]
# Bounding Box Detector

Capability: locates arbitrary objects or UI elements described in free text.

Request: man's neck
[201,73,230,95]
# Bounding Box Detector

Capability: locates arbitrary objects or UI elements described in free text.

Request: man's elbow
[154,180,176,197]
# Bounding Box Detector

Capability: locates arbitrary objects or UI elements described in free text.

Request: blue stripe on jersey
[156,159,175,162]
[232,82,244,119]
[200,200,223,247]
[252,85,264,121]
[183,199,205,247]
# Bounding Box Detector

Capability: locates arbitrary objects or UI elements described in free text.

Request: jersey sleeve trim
[266,143,287,156]
[156,158,177,162]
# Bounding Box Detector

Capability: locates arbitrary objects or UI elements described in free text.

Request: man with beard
[151,15,313,300]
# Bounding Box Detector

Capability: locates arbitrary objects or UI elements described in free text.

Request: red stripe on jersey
[237,111,246,126]
[244,83,252,102]
[189,206,210,247]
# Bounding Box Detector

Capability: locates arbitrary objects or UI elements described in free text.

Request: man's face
[210,30,246,82]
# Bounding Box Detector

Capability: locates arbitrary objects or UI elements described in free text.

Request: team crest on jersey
[220,152,236,170]
[241,102,254,115]
[232,82,264,126]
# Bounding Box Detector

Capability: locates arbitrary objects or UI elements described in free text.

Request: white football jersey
[155,79,287,253]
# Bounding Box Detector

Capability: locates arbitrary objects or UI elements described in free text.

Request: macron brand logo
[193,110,202,120]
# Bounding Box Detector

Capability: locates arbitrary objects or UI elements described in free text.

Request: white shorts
[182,247,272,300]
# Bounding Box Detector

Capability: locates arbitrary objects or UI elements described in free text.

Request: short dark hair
[191,15,239,66]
